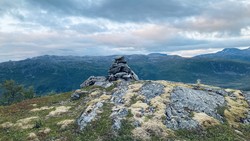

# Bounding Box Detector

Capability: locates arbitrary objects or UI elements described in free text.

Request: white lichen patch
[57,119,74,129]
[193,112,219,127]
[0,122,14,129]
[15,116,39,129]
[30,106,54,112]
[39,127,51,134]
[47,106,71,117]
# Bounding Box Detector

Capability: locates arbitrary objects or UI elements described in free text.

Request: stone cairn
[107,56,139,81]
[72,56,139,100]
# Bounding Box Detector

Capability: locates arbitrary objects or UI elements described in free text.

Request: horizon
[1,46,249,63]
[1,0,250,62]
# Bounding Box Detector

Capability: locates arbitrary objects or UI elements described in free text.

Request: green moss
[106,84,116,92]
[216,105,227,118]
[130,95,138,105]
[175,124,242,141]
[239,124,250,140]
[113,120,135,141]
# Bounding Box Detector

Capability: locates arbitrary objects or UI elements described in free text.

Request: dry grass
[193,112,220,127]
[224,96,249,126]
[38,127,51,134]
[57,119,75,129]
[0,122,14,129]
[27,132,39,141]
[132,119,170,140]
[15,116,39,129]
[47,106,71,117]
[30,106,54,112]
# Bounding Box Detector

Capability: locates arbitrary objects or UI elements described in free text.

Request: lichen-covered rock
[139,82,165,102]
[77,102,103,130]
[166,86,226,130]
[110,81,129,105]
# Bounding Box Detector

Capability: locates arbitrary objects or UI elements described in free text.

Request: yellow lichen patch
[132,119,170,140]
[224,96,249,126]
[0,122,14,129]
[39,127,51,134]
[57,119,75,129]
[30,106,54,112]
[47,106,71,117]
[27,132,39,141]
[15,116,39,129]
[193,112,220,127]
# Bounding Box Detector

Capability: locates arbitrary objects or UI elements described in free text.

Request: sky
[0,0,250,62]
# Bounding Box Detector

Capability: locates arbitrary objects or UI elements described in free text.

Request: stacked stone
[108,56,139,81]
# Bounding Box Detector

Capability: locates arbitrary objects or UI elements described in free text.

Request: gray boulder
[71,89,88,100]
[80,76,113,88]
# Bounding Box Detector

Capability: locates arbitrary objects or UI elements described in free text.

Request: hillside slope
[1,80,250,141]
[1,53,250,96]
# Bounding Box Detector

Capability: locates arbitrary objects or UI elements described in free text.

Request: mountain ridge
[1,48,250,96]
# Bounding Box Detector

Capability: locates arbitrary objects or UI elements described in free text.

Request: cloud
[0,0,250,62]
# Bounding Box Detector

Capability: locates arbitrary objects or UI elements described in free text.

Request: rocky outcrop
[74,79,250,140]
[107,56,139,81]
[166,86,225,129]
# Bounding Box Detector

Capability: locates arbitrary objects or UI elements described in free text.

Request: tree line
[0,80,35,106]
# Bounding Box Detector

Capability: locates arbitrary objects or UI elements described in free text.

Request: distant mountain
[1,49,250,95]
[195,47,250,62]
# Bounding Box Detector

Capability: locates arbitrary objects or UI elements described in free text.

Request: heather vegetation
[0,80,35,106]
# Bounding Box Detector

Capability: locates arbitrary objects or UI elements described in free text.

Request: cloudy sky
[1,0,250,62]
